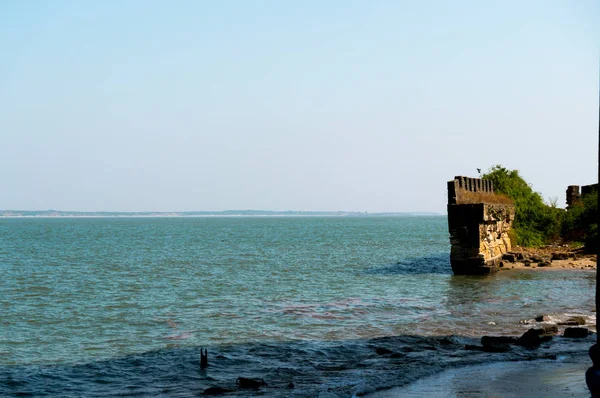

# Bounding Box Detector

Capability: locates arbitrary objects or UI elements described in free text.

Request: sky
[1,1,598,213]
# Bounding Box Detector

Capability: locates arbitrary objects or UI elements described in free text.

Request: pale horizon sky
[1,1,599,213]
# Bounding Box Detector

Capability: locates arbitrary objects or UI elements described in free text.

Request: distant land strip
[0,210,441,218]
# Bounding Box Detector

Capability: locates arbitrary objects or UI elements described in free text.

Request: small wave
[164,331,194,340]
[366,254,452,275]
[1,334,592,397]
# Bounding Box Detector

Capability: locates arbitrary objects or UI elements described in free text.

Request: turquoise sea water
[0,216,596,396]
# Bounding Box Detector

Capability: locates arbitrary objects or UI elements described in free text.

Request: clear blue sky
[1,1,598,213]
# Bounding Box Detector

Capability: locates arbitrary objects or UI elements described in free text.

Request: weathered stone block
[447,177,515,275]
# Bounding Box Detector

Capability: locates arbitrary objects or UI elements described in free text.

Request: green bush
[563,190,597,252]
[482,165,563,247]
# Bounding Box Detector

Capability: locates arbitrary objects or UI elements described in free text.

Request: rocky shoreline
[499,246,597,270]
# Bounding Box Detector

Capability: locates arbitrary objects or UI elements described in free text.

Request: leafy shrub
[482,165,563,247]
[563,190,598,252]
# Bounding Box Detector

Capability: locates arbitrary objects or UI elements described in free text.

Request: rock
[564,327,589,338]
[517,253,525,260]
[438,337,455,346]
[552,252,569,260]
[203,386,234,395]
[502,253,517,263]
[481,336,516,353]
[558,316,586,326]
[236,377,267,389]
[375,347,394,355]
[481,336,517,345]
[538,325,559,336]
[538,260,551,267]
[530,256,550,263]
[515,326,557,348]
[523,260,531,267]
[482,343,511,353]
[535,315,551,322]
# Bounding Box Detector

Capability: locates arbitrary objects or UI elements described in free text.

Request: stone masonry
[447,176,515,275]
[566,184,598,208]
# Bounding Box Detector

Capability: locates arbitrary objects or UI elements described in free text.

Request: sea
[0,216,596,397]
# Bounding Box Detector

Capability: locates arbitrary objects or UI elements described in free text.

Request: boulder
[538,261,551,267]
[481,336,517,353]
[515,326,557,348]
[552,252,569,260]
[203,386,234,395]
[502,253,517,263]
[374,347,394,355]
[236,377,267,389]
[558,316,586,326]
[564,327,589,338]
[530,256,550,264]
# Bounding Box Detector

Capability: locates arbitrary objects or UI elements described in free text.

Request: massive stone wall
[566,184,598,208]
[447,176,515,275]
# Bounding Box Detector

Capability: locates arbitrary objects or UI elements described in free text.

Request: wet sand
[367,354,591,397]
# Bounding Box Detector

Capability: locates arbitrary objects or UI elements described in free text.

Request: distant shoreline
[0,211,442,218]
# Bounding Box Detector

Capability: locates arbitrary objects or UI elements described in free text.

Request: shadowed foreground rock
[514,326,558,348]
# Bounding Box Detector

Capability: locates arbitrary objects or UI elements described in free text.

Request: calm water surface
[0,216,595,396]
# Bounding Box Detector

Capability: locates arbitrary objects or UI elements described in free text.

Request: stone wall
[447,176,515,275]
[447,176,495,205]
[566,183,598,208]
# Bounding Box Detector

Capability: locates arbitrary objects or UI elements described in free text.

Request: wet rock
[538,325,559,336]
[564,327,589,338]
[535,315,551,322]
[515,326,557,348]
[374,347,394,355]
[481,336,516,353]
[482,343,511,353]
[502,253,517,263]
[558,316,586,326]
[236,377,267,389]
[481,336,517,345]
[203,386,234,395]
[438,337,454,345]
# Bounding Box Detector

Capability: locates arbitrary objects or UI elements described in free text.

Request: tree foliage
[562,190,598,251]
[482,165,563,247]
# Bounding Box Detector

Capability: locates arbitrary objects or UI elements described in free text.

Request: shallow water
[0,216,596,396]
